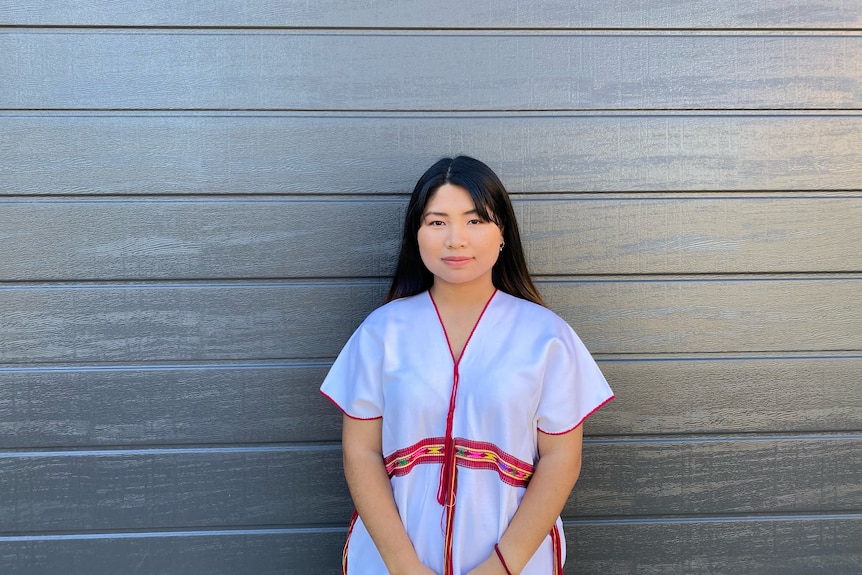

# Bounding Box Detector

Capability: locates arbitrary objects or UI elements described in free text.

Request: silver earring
[499,241,505,252]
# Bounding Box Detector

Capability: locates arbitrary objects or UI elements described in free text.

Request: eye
[467,218,485,225]
[426,220,445,226]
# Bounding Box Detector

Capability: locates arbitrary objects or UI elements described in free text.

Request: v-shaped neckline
[428,289,498,365]
[427,288,498,513]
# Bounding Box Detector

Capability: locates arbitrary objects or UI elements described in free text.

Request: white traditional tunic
[320,290,614,575]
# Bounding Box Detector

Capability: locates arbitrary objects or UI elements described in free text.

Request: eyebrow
[423,209,479,218]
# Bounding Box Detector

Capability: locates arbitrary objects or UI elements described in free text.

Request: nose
[446,224,467,248]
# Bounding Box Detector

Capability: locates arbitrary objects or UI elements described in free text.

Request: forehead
[424,183,478,214]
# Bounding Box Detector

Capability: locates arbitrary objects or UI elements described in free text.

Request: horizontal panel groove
[0,279,389,289]
[0,360,333,372]
[5,108,862,115]
[3,27,862,36]
[1,351,860,371]
[3,275,862,288]
[0,279,390,289]
[2,191,862,200]
[0,194,410,202]
[539,273,862,281]
[540,274,862,282]
[597,351,862,361]
[4,26,862,34]
[565,512,862,526]
[3,434,859,457]
[0,191,862,200]
[0,443,341,458]
[1,190,862,200]
[0,526,348,542]
[6,109,862,118]
[9,190,862,202]
[583,433,862,445]
[3,514,861,542]
[1,274,861,290]
[1,1,860,30]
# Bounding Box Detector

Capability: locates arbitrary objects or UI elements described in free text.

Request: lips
[442,256,472,266]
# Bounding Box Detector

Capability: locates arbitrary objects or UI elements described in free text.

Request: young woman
[320,156,614,575]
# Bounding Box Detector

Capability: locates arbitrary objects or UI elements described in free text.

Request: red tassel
[437,369,459,505]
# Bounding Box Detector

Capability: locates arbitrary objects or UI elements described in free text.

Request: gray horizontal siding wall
[1,3,860,575]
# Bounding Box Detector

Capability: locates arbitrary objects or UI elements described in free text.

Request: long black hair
[386,156,544,306]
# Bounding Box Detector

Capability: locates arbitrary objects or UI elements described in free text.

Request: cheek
[476,237,499,262]
[416,229,430,253]
[416,230,437,263]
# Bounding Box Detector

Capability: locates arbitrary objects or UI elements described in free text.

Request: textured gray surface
[0,0,859,28]
[4,114,862,194]
[2,195,862,280]
[1,279,861,364]
[1,356,860,450]
[3,32,861,110]
[2,2,861,574]
[2,437,859,532]
[3,519,860,575]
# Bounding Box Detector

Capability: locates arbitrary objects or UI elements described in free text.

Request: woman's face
[417,183,504,291]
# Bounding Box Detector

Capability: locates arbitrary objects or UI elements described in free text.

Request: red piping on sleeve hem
[319,389,383,421]
[537,395,615,436]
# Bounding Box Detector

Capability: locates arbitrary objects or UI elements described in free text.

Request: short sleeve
[319,322,384,420]
[536,326,614,435]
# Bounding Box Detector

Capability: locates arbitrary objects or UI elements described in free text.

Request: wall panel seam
[4,26,862,35]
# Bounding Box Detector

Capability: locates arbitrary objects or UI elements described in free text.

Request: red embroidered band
[384,436,534,487]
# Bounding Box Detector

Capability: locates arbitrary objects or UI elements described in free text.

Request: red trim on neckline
[428,288,498,364]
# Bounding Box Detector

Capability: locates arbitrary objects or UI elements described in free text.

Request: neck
[429,280,497,309]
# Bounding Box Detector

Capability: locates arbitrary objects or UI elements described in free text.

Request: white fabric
[320,290,614,574]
